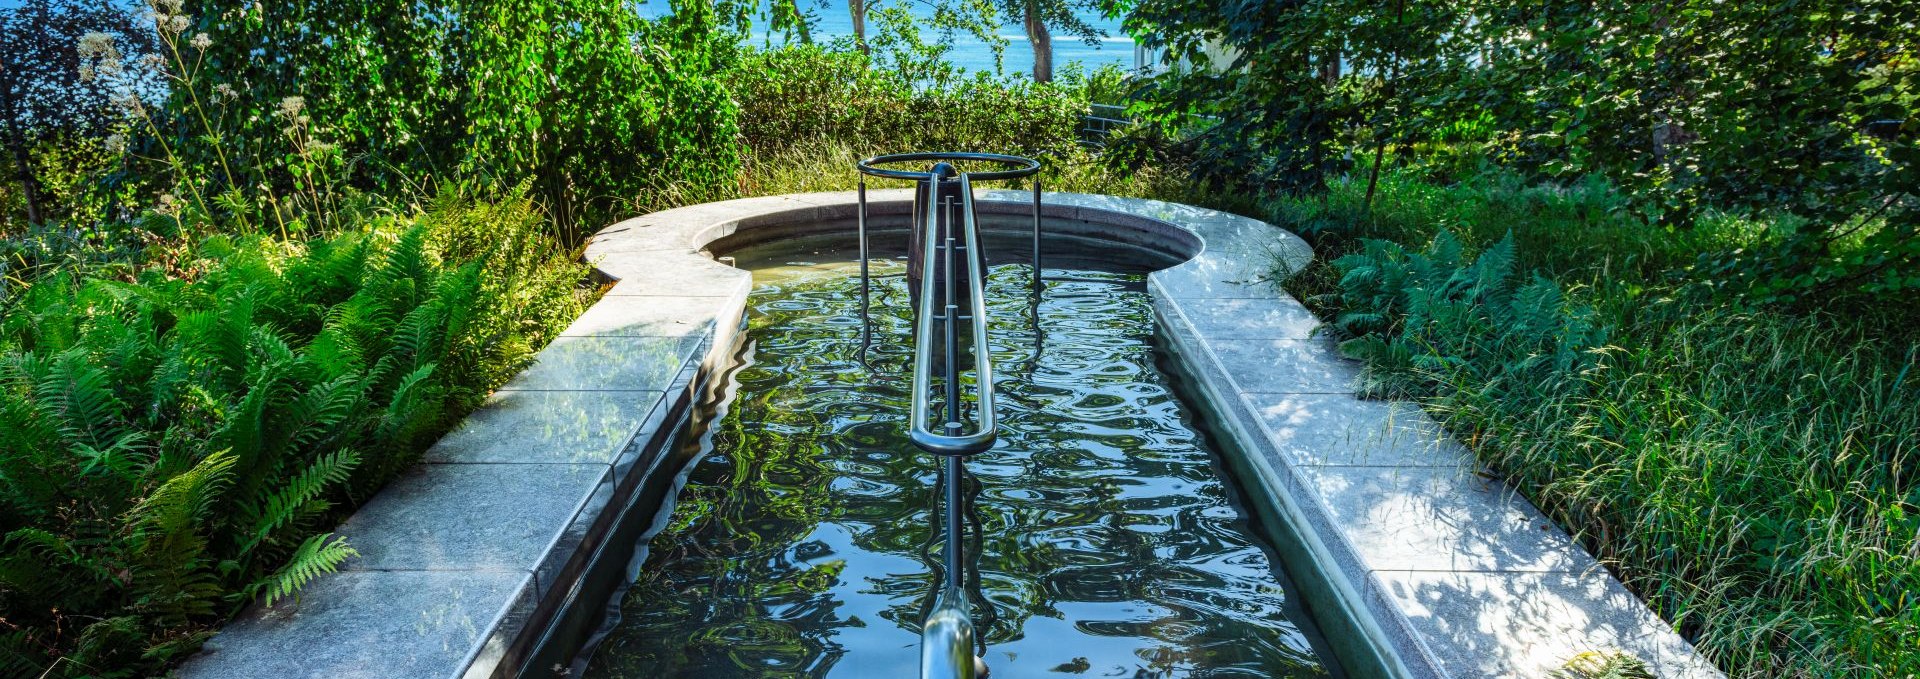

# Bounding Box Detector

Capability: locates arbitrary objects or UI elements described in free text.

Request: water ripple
[584,246,1329,679]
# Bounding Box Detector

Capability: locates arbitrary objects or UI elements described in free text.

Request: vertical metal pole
[941,189,964,592]
[942,193,960,429]
[1031,176,1043,296]
[944,455,963,590]
[858,180,871,352]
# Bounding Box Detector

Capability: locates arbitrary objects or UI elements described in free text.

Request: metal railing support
[858,180,871,352]
[920,587,977,679]
[853,153,1045,679]
[907,175,997,457]
[1032,176,1043,297]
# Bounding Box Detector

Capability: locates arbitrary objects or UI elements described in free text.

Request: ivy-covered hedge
[0,190,587,676]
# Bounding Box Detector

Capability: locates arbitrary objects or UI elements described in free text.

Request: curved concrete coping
[178,190,1720,679]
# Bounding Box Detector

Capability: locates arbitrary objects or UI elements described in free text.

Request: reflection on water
[583,239,1330,678]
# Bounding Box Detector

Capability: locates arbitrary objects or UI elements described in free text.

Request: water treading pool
[577,235,1334,678]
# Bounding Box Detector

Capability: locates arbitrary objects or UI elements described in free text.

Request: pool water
[579,237,1333,678]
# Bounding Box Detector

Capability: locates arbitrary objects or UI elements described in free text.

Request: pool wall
[177,190,1720,679]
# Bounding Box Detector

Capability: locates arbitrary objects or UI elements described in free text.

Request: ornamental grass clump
[1325,216,1920,675]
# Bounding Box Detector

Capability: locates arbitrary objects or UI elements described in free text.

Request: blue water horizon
[638,1,1137,77]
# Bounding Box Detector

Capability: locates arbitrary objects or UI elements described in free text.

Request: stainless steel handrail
[913,172,996,679]
[908,173,997,457]
[920,588,978,678]
[854,152,1041,679]
[858,151,1042,182]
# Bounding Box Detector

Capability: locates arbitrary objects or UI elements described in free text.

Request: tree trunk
[1024,0,1053,83]
[0,106,43,226]
[1362,0,1407,216]
[850,0,868,55]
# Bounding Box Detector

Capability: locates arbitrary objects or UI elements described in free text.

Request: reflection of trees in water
[587,262,1328,678]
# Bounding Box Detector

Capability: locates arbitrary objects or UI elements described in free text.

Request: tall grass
[1297,167,1920,676]
[733,140,1197,202]
[1433,299,1917,675]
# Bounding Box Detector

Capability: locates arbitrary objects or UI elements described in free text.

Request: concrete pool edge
[177,190,1720,679]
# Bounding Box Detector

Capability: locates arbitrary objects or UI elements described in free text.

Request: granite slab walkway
[177,190,1720,679]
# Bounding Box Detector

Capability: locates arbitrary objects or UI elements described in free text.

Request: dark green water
[582,237,1331,678]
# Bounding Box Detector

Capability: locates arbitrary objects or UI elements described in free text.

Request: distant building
[1132,35,1238,74]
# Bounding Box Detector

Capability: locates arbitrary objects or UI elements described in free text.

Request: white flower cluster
[110,91,143,114]
[77,31,115,57]
[76,32,123,83]
[150,0,191,35]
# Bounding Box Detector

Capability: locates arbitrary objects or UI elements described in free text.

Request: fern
[280,373,370,451]
[239,450,361,555]
[123,451,237,629]
[27,350,128,449]
[0,630,47,679]
[250,533,358,608]
[0,195,586,676]
[1332,229,1606,397]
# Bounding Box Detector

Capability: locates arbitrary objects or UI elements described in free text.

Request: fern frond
[0,629,47,679]
[252,533,357,608]
[374,364,440,445]
[127,449,237,542]
[29,350,126,448]
[282,374,370,451]
[1472,231,1517,303]
[239,450,361,554]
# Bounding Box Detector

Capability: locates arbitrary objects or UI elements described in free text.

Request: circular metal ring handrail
[857,152,1042,181]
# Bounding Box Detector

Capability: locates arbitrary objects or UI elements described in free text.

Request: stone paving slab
[333,463,612,589]
[559,295,727,337]
[496,336,699,392]
[587,251,749,295]
[1292,465,1600,574]
[177,570,534,679]
[1370,570,1724,678]
[1165,296,1325,339]
[1148,249,1292,299]
[1208,337,1366,394]
[1245,393,1466,468]
[422,390,661,467]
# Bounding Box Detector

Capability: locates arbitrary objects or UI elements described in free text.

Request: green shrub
[1123,0,1918,304]
[0,189,587,677]
[56,0,743,240]
[1271,166,1745,286]
[727,46,1086,161]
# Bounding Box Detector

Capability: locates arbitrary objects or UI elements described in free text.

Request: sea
[634,0,1137,77]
